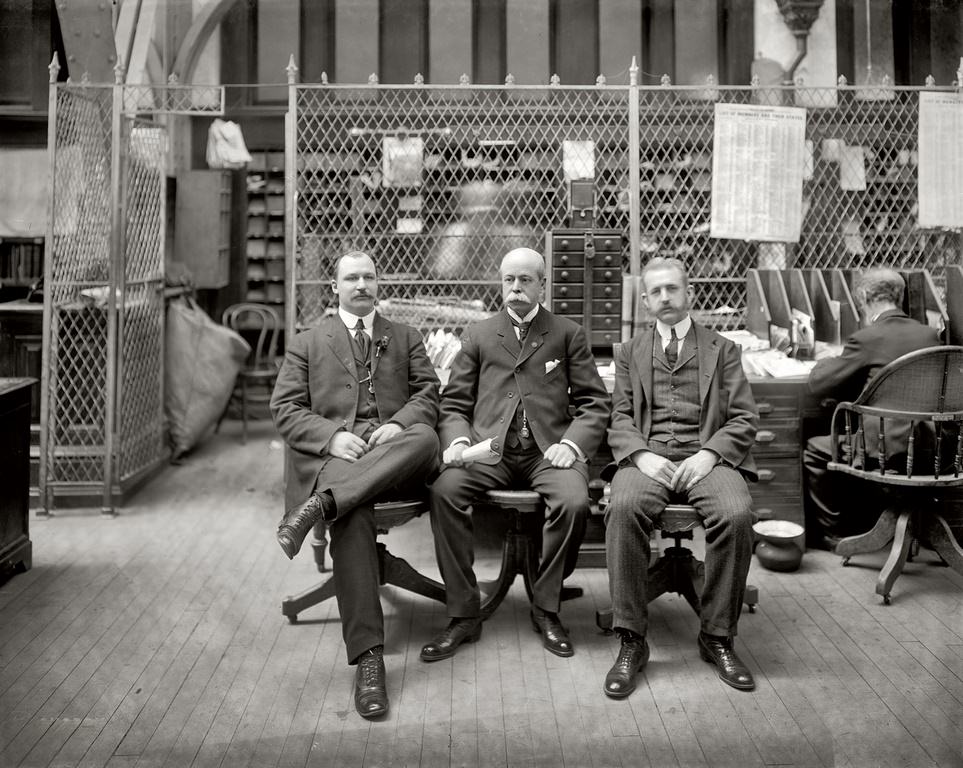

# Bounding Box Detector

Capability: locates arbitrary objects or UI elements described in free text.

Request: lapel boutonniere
[375,336,390,358]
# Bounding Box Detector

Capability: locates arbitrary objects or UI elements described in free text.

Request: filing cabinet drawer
[553,283,620,299]
[553,313,620,331]
[553,233,622,253]
[553,267,622,284]
[591,329,620,347]
[553,250,620,268]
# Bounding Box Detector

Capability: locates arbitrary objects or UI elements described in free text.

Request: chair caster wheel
[286,614,298,624]
[747,604,755,613]
[882,595,891,605]
[841,557,851,566]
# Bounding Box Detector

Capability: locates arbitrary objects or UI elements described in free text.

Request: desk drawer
[750,456,803,525]
[550,313,620,331]
[752,385,801,419]
[753,417,799,454]
[591,329,620,347]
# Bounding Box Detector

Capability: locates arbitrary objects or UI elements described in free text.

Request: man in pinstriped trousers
[602,257,760,698]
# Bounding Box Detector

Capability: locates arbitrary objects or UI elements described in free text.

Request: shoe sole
[530,615,575,657]
[698,645,756,690]
[419,624,483,662]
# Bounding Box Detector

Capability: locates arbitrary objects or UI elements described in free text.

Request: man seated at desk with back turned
[421,247,610,662]
[603,256,759,697]
[271,250,440,720]
[804,267,941,550]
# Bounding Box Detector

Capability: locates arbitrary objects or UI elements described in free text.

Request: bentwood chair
[828,345,963,604]
[218,302,282,443]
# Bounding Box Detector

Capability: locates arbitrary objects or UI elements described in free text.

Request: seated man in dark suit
[422,247,610,662]
[804,267,941,549]
[603,257,759,697]
[270,250,440,720]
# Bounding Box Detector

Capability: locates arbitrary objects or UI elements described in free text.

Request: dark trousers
[604,455,754,639]
[316,422,439,663]
[429,443,589,617]
[803,435,886,545]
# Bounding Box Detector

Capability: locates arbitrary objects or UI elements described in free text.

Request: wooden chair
[828,345,963,604]
[281,499,445,623]
[595,503,759,631]
[218,302,281,443]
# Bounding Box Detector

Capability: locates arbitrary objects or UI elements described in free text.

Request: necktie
[511,317,531,344]
[353,318,370,361]
[665,327,679,368]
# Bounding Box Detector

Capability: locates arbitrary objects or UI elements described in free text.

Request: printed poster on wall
[382,136,423,188]
[918,91,963,228]
[710,103,807,243]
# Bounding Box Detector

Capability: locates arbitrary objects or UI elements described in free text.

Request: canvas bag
[166,296,251,459]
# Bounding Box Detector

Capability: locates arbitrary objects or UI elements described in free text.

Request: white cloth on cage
[206,119,253,170]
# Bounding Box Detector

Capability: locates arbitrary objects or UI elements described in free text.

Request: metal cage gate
[42,71,223,514]
[285,69,961,338]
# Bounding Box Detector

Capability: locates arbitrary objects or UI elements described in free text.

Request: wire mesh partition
[286,75,961,337]
[41,75,222,514]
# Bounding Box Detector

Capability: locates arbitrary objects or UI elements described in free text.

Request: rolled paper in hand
[461,438,501,465]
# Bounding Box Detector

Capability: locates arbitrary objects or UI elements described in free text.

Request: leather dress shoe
[420,617,483,662]
[698,632,755,690]
[354,646,388,718]
[530,608,574,657]
[604,635,650,699]
[276,493,331,560]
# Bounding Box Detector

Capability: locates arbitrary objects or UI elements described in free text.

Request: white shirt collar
[507,305,539,324]
[339,307,375,334]
[655,315,691,347]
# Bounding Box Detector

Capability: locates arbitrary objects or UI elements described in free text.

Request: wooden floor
[2,423,962,768]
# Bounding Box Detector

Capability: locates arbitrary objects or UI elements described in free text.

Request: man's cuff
[448,437,471,450]
[561,439,586,461]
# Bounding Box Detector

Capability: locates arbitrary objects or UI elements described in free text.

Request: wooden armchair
[828,345,963,603]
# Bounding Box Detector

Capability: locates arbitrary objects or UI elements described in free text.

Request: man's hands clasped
[633,448,719,492]
[328,423,404,462]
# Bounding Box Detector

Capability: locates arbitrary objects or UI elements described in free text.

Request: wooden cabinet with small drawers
[546,229,624,352]
[747,378,813,528]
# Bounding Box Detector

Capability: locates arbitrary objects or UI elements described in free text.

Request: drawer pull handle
[757,469,774,482]
[559,287,568,296]
[604,287,613,295]
[755,430,775,443]
[604,302,613,311]
[604,255,614,264]
[604,270,614,279]
[559,302,568,311]
[560,255,568,264]
[560,239,569,249]
[560,271,570,280]
[757,402,773,415]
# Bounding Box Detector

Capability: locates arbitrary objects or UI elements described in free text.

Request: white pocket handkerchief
[545,358,561,374]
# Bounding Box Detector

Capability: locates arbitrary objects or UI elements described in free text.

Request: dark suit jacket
[439,308,610,460]
[605,322,759,480]
[808,309,942,402]
[807,309,941,459]
[271,313,439,509]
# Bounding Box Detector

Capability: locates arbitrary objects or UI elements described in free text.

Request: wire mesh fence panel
[118,117,166,483]
[44,86,169,505]
[45,86,113,489]
[292,84,631,333]
[289,80,961,338]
